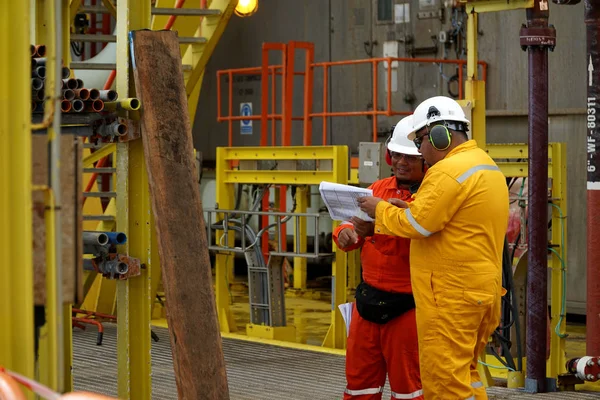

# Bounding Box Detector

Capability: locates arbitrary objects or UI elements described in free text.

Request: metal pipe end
[115,123,128,136]
[114,232,127,244]
[35,44,46,57]
[63,78,78,90]
[75,88,90,101]
[63,89,75,101]
[76,78,84,89]
[89,88,101,101]
[61,99,72,113]
[71,99,84,112]
[92,99,104,112]
[62,66,71,79]
[106,90,118,102]
[34,66,46,79]
[116,262,128,275]
[31,77,43,91]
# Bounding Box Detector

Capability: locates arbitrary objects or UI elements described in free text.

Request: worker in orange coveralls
[333,115,426,400]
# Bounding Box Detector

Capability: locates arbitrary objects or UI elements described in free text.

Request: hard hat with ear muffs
[385,115,419,165]
[408,96,470,151]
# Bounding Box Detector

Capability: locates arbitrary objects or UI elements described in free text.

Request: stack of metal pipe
[31,43,119,114]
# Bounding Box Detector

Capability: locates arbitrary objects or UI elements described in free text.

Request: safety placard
[240,102,253,135]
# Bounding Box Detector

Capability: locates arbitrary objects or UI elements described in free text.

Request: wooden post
[130,30,229,399]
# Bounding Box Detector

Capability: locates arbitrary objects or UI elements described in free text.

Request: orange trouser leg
[412,269,500,400]
[344,306,386,399]
[381,308,423,400]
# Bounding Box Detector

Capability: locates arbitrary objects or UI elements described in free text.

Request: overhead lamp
[234,0,258,17]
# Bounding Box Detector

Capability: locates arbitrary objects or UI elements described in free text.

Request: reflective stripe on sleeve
[406,208,432,237]
[471,381,484,389]
[456,165,501,184]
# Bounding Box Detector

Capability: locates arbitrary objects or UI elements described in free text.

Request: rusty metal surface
[72,324,600,399]
[586,0,600,357]
[522,0,553,392]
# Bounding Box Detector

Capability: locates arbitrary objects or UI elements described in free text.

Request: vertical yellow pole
[548,144,567,379]
[293,186,308,290]
[0,0,35,392]
[465,11,487,149]
[323,146,349,349]
[215,147,237,333]
[347,250,361,293]
[116,1,152,399]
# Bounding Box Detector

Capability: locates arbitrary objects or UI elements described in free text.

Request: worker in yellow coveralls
[357,96,509,400]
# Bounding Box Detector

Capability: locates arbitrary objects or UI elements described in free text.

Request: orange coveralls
[333,177,423,400]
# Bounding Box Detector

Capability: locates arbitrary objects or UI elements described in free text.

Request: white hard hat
[408,96,470,140]
[387,115,420,156]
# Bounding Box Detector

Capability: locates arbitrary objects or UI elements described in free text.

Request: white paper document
[319,181,374,222]
[338,302,354,337]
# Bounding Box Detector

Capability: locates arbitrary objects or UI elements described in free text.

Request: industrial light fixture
[234,0,258,17]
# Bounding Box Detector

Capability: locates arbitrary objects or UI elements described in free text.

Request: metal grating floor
[73,324,600,399]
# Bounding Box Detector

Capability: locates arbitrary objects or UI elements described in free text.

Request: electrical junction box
[358,142,392,186]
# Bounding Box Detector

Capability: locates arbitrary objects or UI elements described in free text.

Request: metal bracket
[519,24,557,51]
[117,118,141,142]
[110,253,141,280]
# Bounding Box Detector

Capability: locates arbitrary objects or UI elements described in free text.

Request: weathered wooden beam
[130,30,229,400]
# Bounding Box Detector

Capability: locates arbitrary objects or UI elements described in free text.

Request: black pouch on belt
[354,281,416,324]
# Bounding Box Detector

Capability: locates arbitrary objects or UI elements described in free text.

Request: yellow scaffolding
[214,145,350,349]
[0,0,35,391]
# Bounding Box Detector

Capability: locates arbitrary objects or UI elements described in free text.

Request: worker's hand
[357,196,383,218]
[350,217,374,238]
[337,228,359,248]
[388,198,409,209]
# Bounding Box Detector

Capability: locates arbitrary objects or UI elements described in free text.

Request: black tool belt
[355,281,416,325]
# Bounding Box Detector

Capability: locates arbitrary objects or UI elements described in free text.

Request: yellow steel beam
[463,0,534,13]
[116,1,152,399]
[34,0,63,391]
[0,0,35,390]
[223,145,341,160]
[293,186,308,290]
[83,143,117,168]
[486,143,554,158]
[347,250,361,293]
[183,0,237,96]
[549,143,568,379]
[187,71,204,125]
[465,12,487,149]
[495,162,554,179]
[224,170,338,185]
[322,146,349,350]
[214,147,237,333]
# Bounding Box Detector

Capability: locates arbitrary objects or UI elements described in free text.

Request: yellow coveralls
[374,140,509,400]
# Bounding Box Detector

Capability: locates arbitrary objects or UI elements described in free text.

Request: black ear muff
[428,125,452,151]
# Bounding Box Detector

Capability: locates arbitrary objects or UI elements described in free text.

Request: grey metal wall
[194,0,587,313]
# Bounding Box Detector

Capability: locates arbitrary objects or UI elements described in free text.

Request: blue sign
[240,102,253,135]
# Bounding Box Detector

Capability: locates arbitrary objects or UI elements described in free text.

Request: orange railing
[217,41,488,145]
